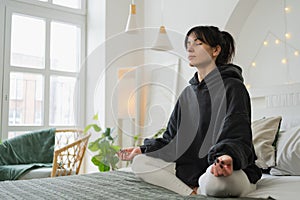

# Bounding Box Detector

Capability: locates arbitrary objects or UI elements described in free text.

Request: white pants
[131,154,256,197]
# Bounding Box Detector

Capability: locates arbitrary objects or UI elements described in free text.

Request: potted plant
[84,114,120,172]
[84,113,166,172]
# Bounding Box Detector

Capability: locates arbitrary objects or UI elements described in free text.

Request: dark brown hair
[185,26,235,66]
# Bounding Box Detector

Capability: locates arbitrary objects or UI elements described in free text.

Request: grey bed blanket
[0,171,271,200]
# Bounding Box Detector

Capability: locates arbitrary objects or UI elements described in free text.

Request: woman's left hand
[210,155,233,177]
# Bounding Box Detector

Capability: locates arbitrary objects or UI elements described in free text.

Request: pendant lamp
[152,0,173,51]
[125,0,137,33]
[152,25,173,51]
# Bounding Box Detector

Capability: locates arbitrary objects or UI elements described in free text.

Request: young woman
[117,26,262,197]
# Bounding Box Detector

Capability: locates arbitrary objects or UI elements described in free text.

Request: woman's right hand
[117,147,142,161]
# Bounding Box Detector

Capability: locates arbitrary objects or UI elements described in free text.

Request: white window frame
[13,0,86,15]
[1,0,86,140]
[0,1,5,139]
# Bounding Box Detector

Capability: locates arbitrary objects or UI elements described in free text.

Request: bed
[0,84,299,200]
[0,169,298,200]
[0,170,271,200]
[246,83,300,200]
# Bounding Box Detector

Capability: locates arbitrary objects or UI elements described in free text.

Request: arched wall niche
[225,0,300,88]
[225,0,258,41]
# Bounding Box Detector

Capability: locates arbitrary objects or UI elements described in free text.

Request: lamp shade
[125,4,137,33]
[152,26,173,51]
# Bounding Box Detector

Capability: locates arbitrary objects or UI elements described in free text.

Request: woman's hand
[210,155,233,177]
[117,147,142,161]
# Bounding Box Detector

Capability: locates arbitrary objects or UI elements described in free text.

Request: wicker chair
[51,129,91,177]
[18,129,91,180]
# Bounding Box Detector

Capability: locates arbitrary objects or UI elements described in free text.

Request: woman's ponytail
[215,31,235,66]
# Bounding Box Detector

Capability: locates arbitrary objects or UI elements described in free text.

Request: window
[49,76,77,126]
[19,0,85,11]
[10,14,45,69]
[50,21,80,72]
[52,0,82,9]
[1,0,86,140]
[9,72,43,126]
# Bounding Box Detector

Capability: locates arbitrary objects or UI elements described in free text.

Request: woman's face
[186,33,217,67]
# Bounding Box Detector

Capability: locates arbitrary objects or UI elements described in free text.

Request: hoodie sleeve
[139,100,181,155]
[207,80,255,170]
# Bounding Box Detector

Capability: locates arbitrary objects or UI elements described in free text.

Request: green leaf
[109,146,119,154]
[112,156,119,166]
[107,136,114,141]
[133,134,141,141]
[91,155,102,166]
[83,124,93,133]
[88,138,101,151]
[92,156,110,172]
[98,162,110,172]
[100,139,110,148]
[93,113,99,121]
[110,156,119,170]
[84,123,102,133]
[111,145,121,152]
[98,140,110,153]
[92,124,102,132]
[103,128,111,137]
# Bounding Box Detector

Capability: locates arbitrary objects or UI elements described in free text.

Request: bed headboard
[249,83,300,131]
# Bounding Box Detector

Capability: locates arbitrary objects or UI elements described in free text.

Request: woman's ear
[212,45,221,57]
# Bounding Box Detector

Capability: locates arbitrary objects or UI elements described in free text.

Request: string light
[249,32,299,68]
[284,6,291,13]
[281,58,287,64]
[247,1,299,86]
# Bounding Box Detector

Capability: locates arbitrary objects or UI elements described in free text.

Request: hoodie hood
[189,64,244,87]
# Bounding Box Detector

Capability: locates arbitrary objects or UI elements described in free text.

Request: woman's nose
[187,45,194,52]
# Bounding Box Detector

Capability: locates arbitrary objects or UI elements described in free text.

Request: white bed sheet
[120,168,300,199]
[246,174,300,200]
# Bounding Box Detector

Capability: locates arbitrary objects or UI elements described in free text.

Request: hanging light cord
[161,0,164,25]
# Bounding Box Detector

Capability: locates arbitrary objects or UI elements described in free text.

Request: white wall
[233,0,300,88]
[143,0,239,88]
[85,0,240,172]
[85,0,106,172]
[144,0,239,33]
[86,0,145,126]
[141,0,240,138]
[85,0,146,171]
[86,0,240,123]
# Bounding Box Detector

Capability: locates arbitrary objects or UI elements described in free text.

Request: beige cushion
[252,116,282,169]
[270,125,300,175]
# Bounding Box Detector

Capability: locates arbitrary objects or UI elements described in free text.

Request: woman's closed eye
[187,41,203,48]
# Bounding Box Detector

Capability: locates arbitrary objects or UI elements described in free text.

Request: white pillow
[252,116,282,169]
[270,125,300,175]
